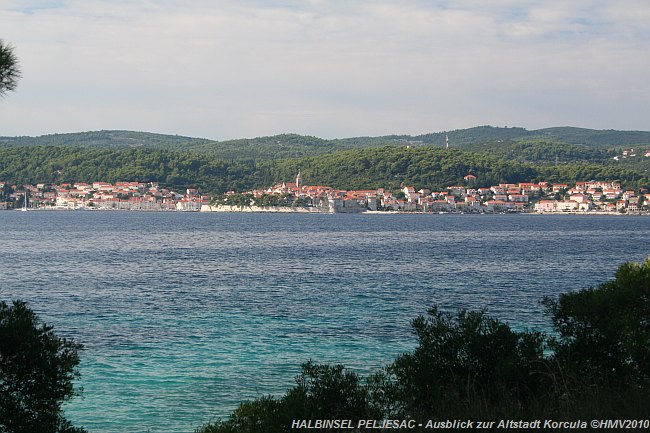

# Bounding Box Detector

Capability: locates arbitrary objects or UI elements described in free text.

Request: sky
[1,0,649,140]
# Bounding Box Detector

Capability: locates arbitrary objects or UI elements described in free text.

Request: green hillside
[0,130,212,149]
[265,146,538,191]
[412,126,532,146]
[458,139,608,163]
[185,133,405,160]
[420,126,650,149]
[0,146,264,193]
[267,146,648,191]
[3,126,649,163]
[536,127,650,148]
[1,145,647,194]
[1,126,648,193]
[0,130,406,160]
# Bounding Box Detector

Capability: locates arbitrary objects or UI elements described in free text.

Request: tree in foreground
[199,258,650,432]
[0,39,21,97]
[200,360,383,433]
[545,258,650,385]
[543,258,650,416]
[0,300,86,433]
[387,307,551,420]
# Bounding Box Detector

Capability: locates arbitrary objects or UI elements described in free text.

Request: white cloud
[0,0,648,139]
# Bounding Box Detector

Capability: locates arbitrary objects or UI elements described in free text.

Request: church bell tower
[296,170,303,188]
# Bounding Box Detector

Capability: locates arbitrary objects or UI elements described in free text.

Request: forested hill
[0,130,403,159]
[0,130,213,149]
[1,126,648,192]
[408,126,650,148]
[2,126,649,162]
[1,145,647,193]
[536,127,650,148]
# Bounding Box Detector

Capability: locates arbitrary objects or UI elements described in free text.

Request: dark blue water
[1,212,648,432]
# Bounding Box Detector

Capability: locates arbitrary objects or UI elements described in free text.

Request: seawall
[200,205,332,213]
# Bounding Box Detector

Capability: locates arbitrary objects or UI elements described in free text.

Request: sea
[0,211,648,432]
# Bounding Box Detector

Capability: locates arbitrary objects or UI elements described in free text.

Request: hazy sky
[1,0,649,139]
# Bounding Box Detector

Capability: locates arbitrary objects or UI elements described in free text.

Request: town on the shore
[1,172,649,214]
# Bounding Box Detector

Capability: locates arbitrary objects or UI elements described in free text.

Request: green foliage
[193,134,345,160]
[200,259,650,432]
[212,193,254,207]
[267,146,649,191]
[0,142,647,195]
[4,127,650,162]
[388,307,550,419]
[414,126,532,147]
[537,127,650,148]
[0,146,266,192]
[252,194,293,207]
[0,40,20,97]
[0,131,403,161]
[0,300,86,433]
[199,361,382,433]
[293,361,383,420]
[461,138,612,164]
[265,146,541,191]
[2,125,649,194]
[544,258,650,387]
[199,396,287,433]
[0,130,211,149]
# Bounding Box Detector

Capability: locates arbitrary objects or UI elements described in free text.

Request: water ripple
[0,212,648,432]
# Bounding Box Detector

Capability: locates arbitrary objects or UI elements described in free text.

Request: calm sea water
[1,211,648,432]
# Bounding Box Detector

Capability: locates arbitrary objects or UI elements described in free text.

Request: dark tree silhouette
[0,300,86,433]
[0,39,21,97]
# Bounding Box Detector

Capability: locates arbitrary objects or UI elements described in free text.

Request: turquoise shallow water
[0,212,648,432]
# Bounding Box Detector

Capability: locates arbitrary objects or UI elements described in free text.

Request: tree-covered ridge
[459,138,611,163]
[409,125,532,146]
[426,125,650,149]
[0,131,406,160]
[264,147,539,191]
[3,126,650,162]
[265,146,650,191]
[0,146,266,192]
[0,130,212,149]
[184,133,406,160]
[536,127,650,148]
[455,138,649,176]
[1,145,648,194]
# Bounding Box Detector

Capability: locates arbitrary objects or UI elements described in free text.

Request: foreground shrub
[0,300,86,433]
[545,258,650,387]
[387,307,551,420]
[200,258,650,431]
[201,361,381,433]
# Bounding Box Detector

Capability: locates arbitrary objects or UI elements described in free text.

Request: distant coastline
[198,206,649,216]
[2,177,648,215]
[8,205,649,216]
[200,204,328,213]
